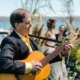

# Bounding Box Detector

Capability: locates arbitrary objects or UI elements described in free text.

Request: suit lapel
[10,31,38,54]
[29,37,38,51]
[11,30,29,55]
[18,39,29,54]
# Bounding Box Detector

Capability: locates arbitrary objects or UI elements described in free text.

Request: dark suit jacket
[0,30,38,74]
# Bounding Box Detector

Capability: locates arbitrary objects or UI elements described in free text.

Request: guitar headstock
[64,18,80,44]
[55,32,80,48]
[69,32,80,44]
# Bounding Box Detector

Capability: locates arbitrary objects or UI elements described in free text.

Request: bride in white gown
[42,19,68,80]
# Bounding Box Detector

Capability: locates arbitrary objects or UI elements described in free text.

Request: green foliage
[71,39,80,60]
[56,37,69,47]
[67,39,80,79]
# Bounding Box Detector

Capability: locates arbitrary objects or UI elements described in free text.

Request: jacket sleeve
[0,37,25,74]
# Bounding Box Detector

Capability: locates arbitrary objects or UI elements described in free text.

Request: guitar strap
[14,74,21,80]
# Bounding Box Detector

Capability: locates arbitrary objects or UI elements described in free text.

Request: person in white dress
[44,19,68,80]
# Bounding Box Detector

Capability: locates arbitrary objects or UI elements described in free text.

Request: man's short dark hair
[10,8,29,28]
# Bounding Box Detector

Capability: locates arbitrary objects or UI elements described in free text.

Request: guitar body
[0,51,50,80]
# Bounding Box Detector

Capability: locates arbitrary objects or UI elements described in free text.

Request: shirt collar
[14,30,27,41]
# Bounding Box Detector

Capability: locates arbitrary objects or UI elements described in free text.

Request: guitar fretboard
[40,41,70,66]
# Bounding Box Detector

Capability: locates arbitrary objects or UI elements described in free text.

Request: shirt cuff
[25,62,32,73]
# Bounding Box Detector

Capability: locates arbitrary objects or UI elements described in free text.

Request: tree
[20,0,55,23]
[59,0,74,25]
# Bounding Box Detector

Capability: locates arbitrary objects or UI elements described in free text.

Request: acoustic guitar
[0,32,79,80]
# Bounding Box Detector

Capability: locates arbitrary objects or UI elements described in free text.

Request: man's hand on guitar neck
[62,43,73,55]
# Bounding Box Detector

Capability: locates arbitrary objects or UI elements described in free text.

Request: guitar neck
[40,41,70,66]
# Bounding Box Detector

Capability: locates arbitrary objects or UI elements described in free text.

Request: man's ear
[14,23,19,29]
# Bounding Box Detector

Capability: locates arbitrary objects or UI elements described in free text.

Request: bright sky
[0,0,80,17]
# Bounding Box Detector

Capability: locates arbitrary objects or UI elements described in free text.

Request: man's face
[15,14,32,36]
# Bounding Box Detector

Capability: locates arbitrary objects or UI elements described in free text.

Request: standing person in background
[55,25,68,80]
[45,20,68,80]
[45,19,56,55]
[44,19,62,80]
